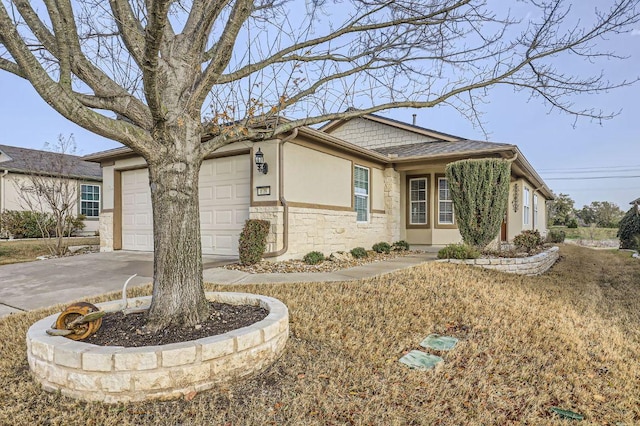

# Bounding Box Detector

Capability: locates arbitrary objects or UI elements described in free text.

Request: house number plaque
[256,186,271,196]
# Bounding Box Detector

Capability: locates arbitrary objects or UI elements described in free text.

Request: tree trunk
[146,119,210,330]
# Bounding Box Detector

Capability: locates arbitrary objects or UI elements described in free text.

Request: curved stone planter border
[437,246,559,275]
[26,292,289,403]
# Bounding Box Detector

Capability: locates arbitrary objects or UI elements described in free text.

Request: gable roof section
[320,113,463,142]
[0,144,101,181]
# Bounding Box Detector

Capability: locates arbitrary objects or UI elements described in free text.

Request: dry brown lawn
[1,244,639,425]
[0,237,99,265]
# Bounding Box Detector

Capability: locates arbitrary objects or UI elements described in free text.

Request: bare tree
[12,135,85,256]
[1,0,638,329]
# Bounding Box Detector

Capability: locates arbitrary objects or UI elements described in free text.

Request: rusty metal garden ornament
[46,274,142,340]
[48,301,105,340]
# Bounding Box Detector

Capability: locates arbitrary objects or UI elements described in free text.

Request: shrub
[445,158,511,249]
[513,230,543,253]
[437,243,480,260]
[617,206,640,250]
[567,218,579,228]
[0,210,86,238]
[350,247,368,259]
[372,242,391,254]
[238,219,270,266]
[0,211,53,238]
[303,251,325,265]
[392,240,410,251]
[67,214,86,236]
[547,229,566,243]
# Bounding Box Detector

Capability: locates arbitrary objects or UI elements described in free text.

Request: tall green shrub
[445,158,511,249]
[617,206,640,250]
[238,219,271,265]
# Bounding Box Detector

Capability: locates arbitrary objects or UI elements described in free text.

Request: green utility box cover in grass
[420,334,459,351]
[399,350,443,371]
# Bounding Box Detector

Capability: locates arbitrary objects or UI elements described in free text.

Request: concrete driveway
[0,251,236,318]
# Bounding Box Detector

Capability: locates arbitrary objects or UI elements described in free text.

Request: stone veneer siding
[250,206,393,260]
[99,211,114,252]
[328,118,438,150]
[27,292,289,403]
[436,246,559,275]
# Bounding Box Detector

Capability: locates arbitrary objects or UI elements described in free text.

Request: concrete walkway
[0,251,436,319]
[203,252,436,284]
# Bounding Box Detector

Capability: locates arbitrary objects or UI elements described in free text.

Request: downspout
[0,170,7,213]
[264,128,298,258]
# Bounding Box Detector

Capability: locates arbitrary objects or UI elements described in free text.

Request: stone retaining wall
[27,292,289,403]
[437,246,559,275]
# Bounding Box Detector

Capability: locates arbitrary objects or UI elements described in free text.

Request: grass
[0,237,99,265]
[1,245,639,424]
[552,226,619,240]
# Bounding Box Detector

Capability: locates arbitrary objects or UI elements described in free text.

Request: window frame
[406,175,429,228]
[80,183,101,218]
[523,187,531,226]
[354,165,369,223]
[436,175,455,227]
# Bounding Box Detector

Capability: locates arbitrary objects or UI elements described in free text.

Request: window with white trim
[523,187,530,225]
[533,194,538,228]
[80,184,100,217]
[409,178,427,225]
[438,177,454,224]
[354,166,369,222]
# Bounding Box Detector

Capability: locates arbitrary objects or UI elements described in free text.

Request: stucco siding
[327,117,439,150]
[372,168,385,211]
[283,142,352,207]
[1,172,100,235]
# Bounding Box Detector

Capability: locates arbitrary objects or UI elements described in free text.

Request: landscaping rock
[329,251,351,262]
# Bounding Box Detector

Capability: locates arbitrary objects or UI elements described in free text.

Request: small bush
[350,247,368,259]
[238,219,270,266]
[567,218,578,228]
[392,240,410,251]
[513,230,543,253]
[618,206,640,250]
[372,242,391,254]
[437,243,480,260]
[303,251,325,265]
[547,229,566,243]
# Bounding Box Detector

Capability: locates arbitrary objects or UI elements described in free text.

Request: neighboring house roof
[0,144,102,181]
[631,197,640,205]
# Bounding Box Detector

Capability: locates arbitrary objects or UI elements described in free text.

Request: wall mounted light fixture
[254,148,268,174]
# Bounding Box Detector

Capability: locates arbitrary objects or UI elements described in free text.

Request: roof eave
[0,167,102,181]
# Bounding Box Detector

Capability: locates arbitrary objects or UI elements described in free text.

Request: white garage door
[121,155,251,255]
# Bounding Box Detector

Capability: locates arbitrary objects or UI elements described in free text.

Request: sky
[0,1,638,211]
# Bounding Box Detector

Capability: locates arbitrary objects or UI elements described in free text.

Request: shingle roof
[373,139,514,158]
[0,144,102,180]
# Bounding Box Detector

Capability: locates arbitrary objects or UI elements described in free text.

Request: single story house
[0,144,102,236]
[84,114,553,259]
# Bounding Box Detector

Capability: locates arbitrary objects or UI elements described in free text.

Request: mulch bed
[224,250,416,274]
[84,302,268,347]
